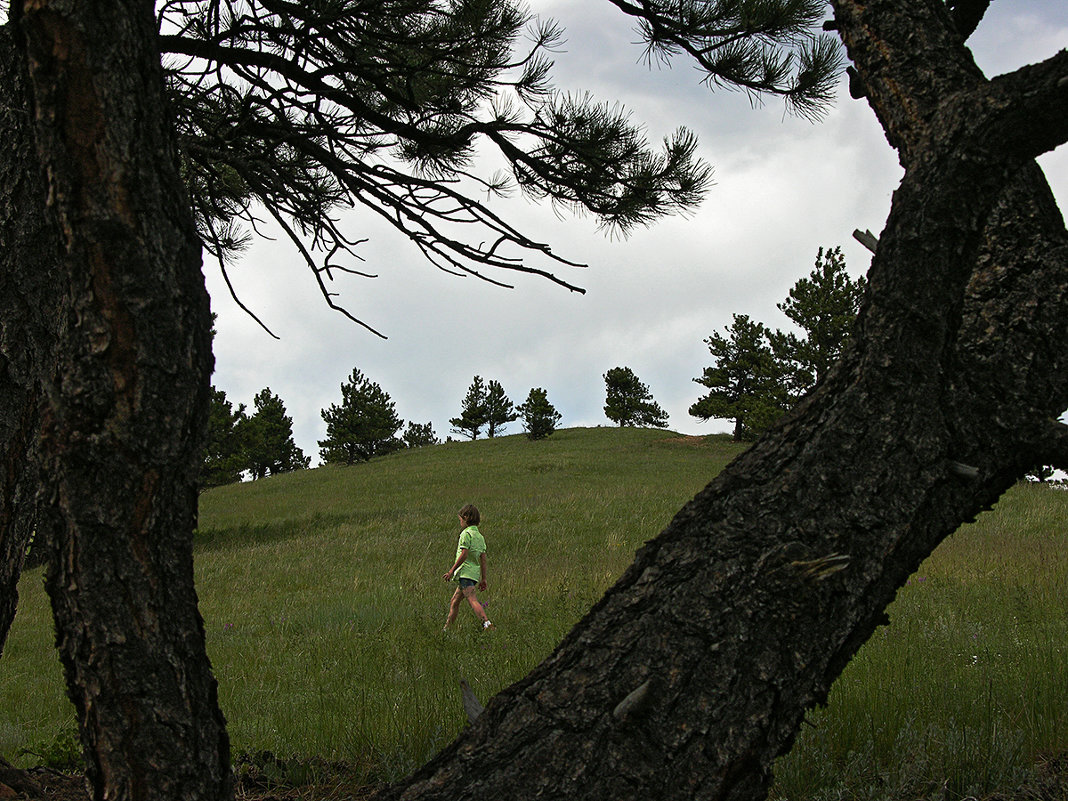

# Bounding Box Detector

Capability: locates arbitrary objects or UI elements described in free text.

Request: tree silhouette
[319,368,404,464]
[201,387,247,487]
[403,421,440,449]
[690,314,788,440]
[450,376,489,440]
[484,380,518,438]
[604,366,669,428]
[241,388,310,479]
[773,246,866,396]
[517,388,563,441]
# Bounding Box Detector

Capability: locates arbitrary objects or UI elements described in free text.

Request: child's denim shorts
[458,577,477,589]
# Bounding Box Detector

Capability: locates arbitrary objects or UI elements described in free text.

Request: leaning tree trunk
[13,1,231,799]
[0,26,61,659]
[377,4,1068,800]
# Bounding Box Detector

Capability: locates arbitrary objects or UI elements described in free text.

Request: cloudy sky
[205,1,1067,463]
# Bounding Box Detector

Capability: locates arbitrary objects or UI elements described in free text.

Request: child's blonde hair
[458,504,480,526]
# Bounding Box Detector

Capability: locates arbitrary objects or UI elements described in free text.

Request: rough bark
[375,3,1068,800]
[0,25,61,658]
[12,1,230,799]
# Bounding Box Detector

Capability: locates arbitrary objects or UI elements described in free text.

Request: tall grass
[771,482,1068,800]
[195,428,734,779]
[1,428,1065,797]
[1,428,734,781]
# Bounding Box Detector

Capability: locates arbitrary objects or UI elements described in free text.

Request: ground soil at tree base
[8,752,1068,801]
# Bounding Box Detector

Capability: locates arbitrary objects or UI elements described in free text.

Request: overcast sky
[205,1,1067,463]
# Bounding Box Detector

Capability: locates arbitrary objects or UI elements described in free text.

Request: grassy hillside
[194,426,737,778]
[1,427,740,778]
[1,426,1065,798]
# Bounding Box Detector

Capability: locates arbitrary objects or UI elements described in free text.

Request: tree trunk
[0,25,61,658]
[376,3,1068,800]
[12,1,230,799]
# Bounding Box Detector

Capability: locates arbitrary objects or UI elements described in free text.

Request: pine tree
[772,246,866,396]
[603,367,669,428]
[450,376,489,440]
[240,388,310,479]
[484,380,518,438]
[690,314,789,441]
[318,369,404,464]
[402,421,439,449]
[200,387,247,487]
[517,388,562,440]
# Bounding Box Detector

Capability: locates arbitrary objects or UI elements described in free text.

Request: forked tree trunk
[12,1,230,799]
[376,4,1068,800]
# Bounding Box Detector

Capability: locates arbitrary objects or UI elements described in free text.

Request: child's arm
[443,548,468,582]
[478,552,488,592]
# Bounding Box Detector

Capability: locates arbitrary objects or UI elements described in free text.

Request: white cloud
[206,1,1068,463]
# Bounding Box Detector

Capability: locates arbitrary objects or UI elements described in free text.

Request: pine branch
[604,0,844,119]
[157,0,712,333]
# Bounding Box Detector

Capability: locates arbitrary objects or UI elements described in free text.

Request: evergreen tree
[485,380,518,438]
[517,388,562,440]
[318,368,404,464]
[240,388,310,479]
[690,314,789,441]
[402,421,439,449]
[603,367,669,428]
[450,376,489,440]
[772,246,866,396]
[200,387,247,488]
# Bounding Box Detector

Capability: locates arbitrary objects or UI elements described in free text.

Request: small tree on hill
[604,367,669,428]
[690,314,789,441]
[240,388,310,479]
[451,376,489,440]
[201,387,247,488]
[517,388,562,440]
[773,246,866,397]
[319,368,404,464]
[485,380,518,438]
[403,421,439,449]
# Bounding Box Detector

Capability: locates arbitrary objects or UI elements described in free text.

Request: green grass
[1,427,1066,797]
[772,481,1068,800]
[1,427,733,781]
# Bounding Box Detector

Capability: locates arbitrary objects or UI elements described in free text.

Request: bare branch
[981,50,1068,160]
[201,214,279,339]
[947,0,991,41]
[257,203,388,338]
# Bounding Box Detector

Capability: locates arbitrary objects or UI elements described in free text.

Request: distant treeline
[204,246,864,487]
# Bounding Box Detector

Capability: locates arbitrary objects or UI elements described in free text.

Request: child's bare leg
[444,587,464,628]
[462,587,489,623]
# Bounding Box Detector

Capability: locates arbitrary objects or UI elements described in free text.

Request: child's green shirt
[454,525,486,582]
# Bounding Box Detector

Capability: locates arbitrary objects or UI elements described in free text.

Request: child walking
[443,504,494,631]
